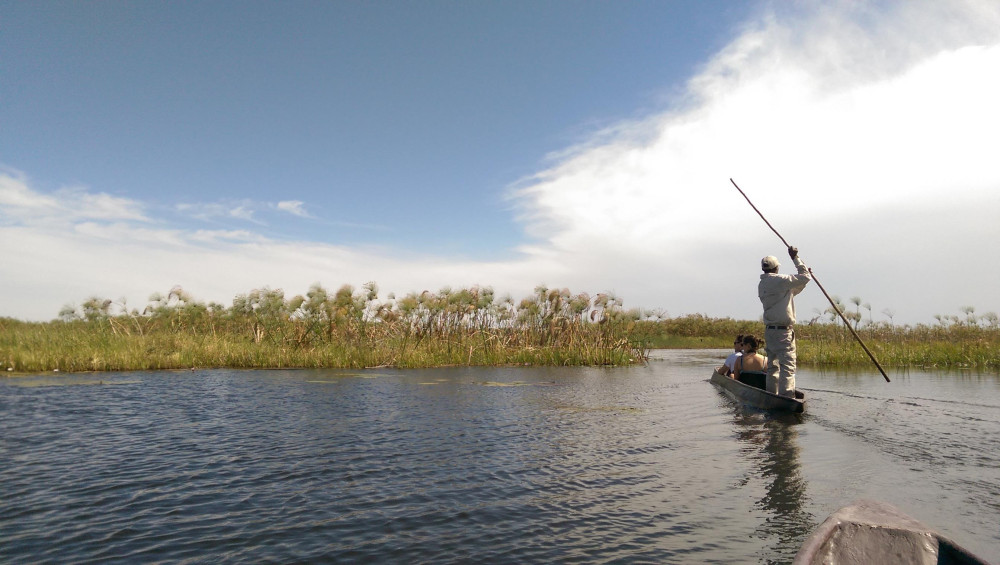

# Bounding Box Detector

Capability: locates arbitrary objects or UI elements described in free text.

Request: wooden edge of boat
[709,369,804,413]
[792,499,992,565]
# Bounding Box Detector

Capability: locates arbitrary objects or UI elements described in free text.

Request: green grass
[0,284,647,373]
[3,286,998,373]
[634,315,1000,370]
[0,321,645,373]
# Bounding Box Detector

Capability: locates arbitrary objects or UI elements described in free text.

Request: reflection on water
[727,404,813,564]
[719,391,816,563]
[757,419,812,564]
[2,351,998,564]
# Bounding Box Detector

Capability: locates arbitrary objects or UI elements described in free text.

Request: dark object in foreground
[710,369,805,413]
[793,499,991,565]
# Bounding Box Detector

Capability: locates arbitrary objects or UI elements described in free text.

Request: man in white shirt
[758,247,811,397]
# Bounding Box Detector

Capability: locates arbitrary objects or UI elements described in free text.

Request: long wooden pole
[730,178,890,383]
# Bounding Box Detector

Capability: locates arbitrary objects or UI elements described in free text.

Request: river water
[2,349,998,564]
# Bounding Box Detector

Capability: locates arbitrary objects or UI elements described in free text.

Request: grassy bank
[633,314,1000,370]
[1,284,647,373]
[4,285,998,373]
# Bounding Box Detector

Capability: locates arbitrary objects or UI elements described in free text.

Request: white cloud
[0,173,559,320]
[2,1,999,324]
[73,222,186,246]
[0,172,59,210]
[0,171,148,225]
[175,199,313,223]
[190,229,270,244]
[276,200,310,217]
[228,205,255,221]
[504,0,1000,324]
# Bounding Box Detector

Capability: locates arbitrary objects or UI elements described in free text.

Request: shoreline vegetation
[634,312,1000,371]
[2,284,999,374]
[2,284,646,373]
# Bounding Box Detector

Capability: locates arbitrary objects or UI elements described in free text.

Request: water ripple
[3,361,999,563]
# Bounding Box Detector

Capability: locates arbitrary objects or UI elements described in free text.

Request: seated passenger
[733,335,766,385]
[716,334,745,376]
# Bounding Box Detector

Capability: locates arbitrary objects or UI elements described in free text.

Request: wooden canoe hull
[793,500,991,565]
[710,369,805,413]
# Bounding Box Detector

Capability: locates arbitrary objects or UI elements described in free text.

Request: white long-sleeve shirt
[758,256,811,326]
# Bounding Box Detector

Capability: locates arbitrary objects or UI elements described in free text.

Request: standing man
[759,246,811,397]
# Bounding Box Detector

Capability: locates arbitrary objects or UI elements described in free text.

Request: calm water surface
[2,350,998,564]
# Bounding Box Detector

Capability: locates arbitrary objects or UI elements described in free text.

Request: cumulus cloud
[514,1,1000,250]
[508,0,1000,323]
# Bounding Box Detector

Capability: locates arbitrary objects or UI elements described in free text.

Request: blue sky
[3,0,1000,324]
[4,1,745,253]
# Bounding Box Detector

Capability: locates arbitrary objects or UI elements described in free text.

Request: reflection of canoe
[793,500,990,565]
[710,369,804,413]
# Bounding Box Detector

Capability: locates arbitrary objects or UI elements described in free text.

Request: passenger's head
[734,334,745,351]
[742,335,760,352]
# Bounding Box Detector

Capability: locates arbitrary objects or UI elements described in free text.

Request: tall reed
[1,284,647,373]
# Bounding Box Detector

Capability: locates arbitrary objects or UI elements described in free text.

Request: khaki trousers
[764,327,796,397]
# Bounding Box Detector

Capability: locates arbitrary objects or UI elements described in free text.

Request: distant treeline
[1,284,648,373]
[2,285,998,373]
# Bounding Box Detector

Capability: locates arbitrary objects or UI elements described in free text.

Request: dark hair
[742,335,760,351]
[735,334,745,342]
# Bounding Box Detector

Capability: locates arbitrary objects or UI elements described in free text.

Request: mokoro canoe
[710,369,805,413]
[793,499,991,565]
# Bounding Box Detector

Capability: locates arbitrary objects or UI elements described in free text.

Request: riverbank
[6,317,998,373]
[634,315,1000,370]
[0,320,645,373]
[3,285,998,373]
[1,284,648,373]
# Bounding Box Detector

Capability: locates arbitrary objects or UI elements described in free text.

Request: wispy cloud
[0,171,148,225]
[228,205,256,222]
[175,198,314,223]
[0,172,557,320]
[176,201,262,224]
[276,200,310,218]
[190,229,271,244]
